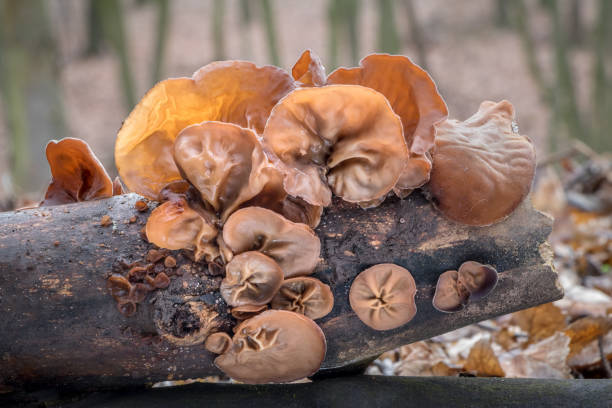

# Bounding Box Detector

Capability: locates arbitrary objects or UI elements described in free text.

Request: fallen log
[0,192,562,390]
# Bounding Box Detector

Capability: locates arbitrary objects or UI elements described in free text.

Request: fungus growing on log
[230,304,268,321]
[145,198,218,262]
[204,332,232,354]
[41,138,113,206]
[349,264,417,330]
[220,252,284,307]
[433,261,498,313]
[291,49,326,87]
[214,310,326,383]
[393,153,432,198]
[427,100,536,226]
[263,85,408,207]
[222,207,321,277]
[271,277,334,320]
[115,61,295,200]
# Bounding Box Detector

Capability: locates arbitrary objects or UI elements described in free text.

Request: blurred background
[0,0,611,379]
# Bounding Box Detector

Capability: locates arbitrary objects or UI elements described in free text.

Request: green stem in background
[344,0,360,66]
[402,0,428,70]
[494,0,511,28]
[151,0,169,84]
[377,0,400,54]
[592,0,611,152]
[327,0,341,70]
[86,0,104,56]
[93,0,136,109]
[212,0,225,60]
[327,0,361,70]
[239,0,253,60]
[260,0,281,66]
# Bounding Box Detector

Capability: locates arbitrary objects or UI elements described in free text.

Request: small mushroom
[220,252,284,307]
[349,264,417,330]
[393,153,432,199]
[145,198,218,262]
[432,262,498,313]
[231,304,268,321]
[291,49,326,87]
[173,121,279,220]
[115,61,295,200]
[271,277,334,320]
[457,261,498,301]
[41,138,113,206]
[223,207,321,277]
[426,100,536,226]
[214,310,326,383]
[204,332,232,354]
[262,85,408,207]
[432,270,469,313]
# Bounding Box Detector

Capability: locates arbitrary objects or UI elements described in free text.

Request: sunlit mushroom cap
[173,121,279,220]
[432,270,469,313]
[457,261,498,300]
[263,85,408,206]
[223,207,321,277]
[205,332,232,354]
[327,54,448,155]
[220,251,284,307]
[145,198,218,262]
[349,264,417,330]
[115,61,295,200]
[214,310,326,383]
[291,49,326,87]
[271,277,334,320]
[41,138,113,206]
[427,100,536,226]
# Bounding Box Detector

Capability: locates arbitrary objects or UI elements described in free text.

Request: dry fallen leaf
[564,316,612,358]
[494,326,522,351]
[511,303,566,346]
[499,332,571,379]
[463,340,505,377]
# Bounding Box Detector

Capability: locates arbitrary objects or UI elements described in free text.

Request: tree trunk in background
[0,0,67,198]
[0,193,562,390]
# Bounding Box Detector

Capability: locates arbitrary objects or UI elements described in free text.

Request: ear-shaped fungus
[41,138,113,206]
[215,310,326,383]
[433,261,498,313]
[115,61,295,200]
[145,198,218,261]
[291,49,326,87]
[327,54,448,155]
[393,153,432,198]
[205,332,232,354]
[427,101,536,226]
[271,277,334,320]
[222,207,321,277]
[220,252,284,307]
[263,85,408,206]
[230,304,268,321]
[173,121,279,220]
[349,264,417,330]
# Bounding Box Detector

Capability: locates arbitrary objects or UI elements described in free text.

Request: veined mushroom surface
[271,277,334,320]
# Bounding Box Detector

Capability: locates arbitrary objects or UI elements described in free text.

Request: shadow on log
[0,192,562,390]
[3,376,611,408]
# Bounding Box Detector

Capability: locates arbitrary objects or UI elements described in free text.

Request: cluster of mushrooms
[38,50,537,384]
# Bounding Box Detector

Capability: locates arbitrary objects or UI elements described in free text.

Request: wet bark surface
[0,192,562,390]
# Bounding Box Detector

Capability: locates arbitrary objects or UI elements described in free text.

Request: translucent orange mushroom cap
[41,138,113,206]
[115,61,295,200]
[291,49,326,87]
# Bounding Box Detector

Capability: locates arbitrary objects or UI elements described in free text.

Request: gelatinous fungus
[271,277,333,320]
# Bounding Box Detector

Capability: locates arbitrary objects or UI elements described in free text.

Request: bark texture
[0,192,562,389]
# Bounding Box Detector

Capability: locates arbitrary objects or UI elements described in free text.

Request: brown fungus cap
[205,332,232,354]
[214,310,326,384]
[393,153,432,199]
[145,198,218,262]
[291,49,326,87]
[427,100,536,226]
[223,207,321,277]
[349,264,417,331]
[432,270,469,313]
[263,85,408,206]
[457,261,498,301]
[41,138,113,206]
[220,252,284,307]
[271,277,334,320]
[115,61,295,200]
[231,304,268,321]
[327,54,448,155]
[173,121,279,220]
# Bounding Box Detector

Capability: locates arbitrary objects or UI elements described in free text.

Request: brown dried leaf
[463,340,505,377]
[564,316,612,358]
[499,333,571,379]
[494,327,520,351]
[511,303,566,346]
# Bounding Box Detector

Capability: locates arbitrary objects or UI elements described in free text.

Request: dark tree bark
[0,192,562,390]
